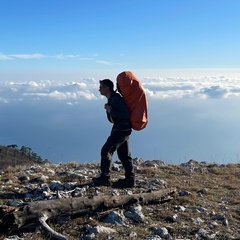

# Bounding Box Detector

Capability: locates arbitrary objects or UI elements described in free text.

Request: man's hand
[104,104,112,113]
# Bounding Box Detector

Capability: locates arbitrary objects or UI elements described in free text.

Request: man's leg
[113,130,135,188]
[100,130,132,177]
[117,139,134,179]
[100,137,116,178]
[93,131,120,186]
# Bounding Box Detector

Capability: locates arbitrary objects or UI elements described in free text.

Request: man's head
[99,79,114,98]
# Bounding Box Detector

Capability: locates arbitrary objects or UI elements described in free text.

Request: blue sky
[1,0,240,73]
[1,1,240,164]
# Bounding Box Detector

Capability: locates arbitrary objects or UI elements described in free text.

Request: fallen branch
[39,214,66,240]
[1,188,177,238]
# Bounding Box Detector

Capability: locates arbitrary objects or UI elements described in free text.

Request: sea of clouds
[1,74,240,164]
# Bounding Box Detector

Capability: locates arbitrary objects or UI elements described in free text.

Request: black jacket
[106,92,131,131]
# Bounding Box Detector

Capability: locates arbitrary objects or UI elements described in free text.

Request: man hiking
[92,79,135,188]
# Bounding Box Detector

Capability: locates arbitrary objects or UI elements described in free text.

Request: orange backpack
[116,71,148,131]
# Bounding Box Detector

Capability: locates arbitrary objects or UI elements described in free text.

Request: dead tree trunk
[1,188,176,239]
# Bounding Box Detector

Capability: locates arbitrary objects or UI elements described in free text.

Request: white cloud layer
[0,78,99,103]
[1,74,240,164]
[142,76,240,99]
[1,75,240,104]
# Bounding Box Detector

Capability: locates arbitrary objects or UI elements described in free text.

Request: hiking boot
[112,178,135,188]
[92,176,110,187]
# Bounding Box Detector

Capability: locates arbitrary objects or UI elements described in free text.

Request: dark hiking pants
[100,129,134,179]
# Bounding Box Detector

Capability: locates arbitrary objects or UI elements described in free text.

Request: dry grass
[0,146,240,239]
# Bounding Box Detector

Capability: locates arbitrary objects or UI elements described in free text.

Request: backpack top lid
[117,71,134,89]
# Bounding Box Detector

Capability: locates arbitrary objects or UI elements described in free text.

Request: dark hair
[99,79,114,92]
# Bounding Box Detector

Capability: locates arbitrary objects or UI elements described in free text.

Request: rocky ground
[0,145,240,239]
